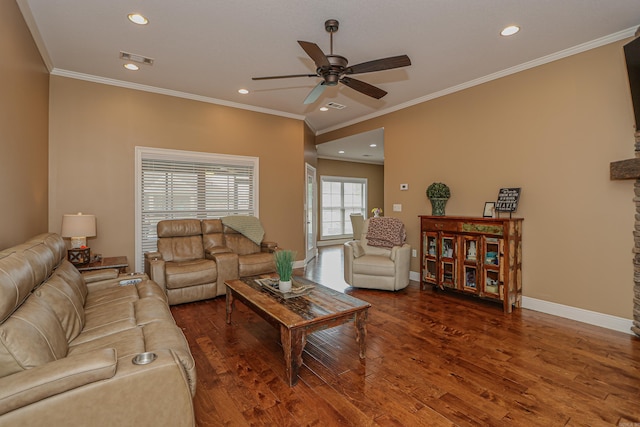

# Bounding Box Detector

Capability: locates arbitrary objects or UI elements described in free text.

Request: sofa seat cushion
[352,254,395,277]
[133,298,176,326]
[84,279,166,310]
[165,259,216,290]
[69,327,145,360]
[78,302,136,343]
[238,252,275,277]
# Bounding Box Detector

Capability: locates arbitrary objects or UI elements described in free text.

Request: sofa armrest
[0,348,117,416]
[390,243,411,262]
[145,258,167,291]
[261,241,278,253]
[204,246,232,259]
[82,268,119,283]
[213,252,239,296]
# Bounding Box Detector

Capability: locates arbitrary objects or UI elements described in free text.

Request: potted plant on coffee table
[274,250,296,293]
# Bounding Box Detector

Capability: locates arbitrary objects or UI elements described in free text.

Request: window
[320,176,367,239]
[135,147,258,270]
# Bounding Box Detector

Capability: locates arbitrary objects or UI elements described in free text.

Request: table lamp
[61,212,96,265]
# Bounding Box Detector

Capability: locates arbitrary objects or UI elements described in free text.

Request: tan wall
[0,1,49,249]
[49,77,306,270]
[303,122,318,168]
[318,40,636,319]
[316,158,384,236]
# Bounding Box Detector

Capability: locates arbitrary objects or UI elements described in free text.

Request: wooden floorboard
[171,246,640,426]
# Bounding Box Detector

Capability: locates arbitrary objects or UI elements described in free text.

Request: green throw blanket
[222,215,265,245]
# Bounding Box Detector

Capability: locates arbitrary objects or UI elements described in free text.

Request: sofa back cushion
[54,260,88,304]
[157,220,205,262]
[21,242,55,286]
[201,219,226,251]
[27,233,67,268]
[0,252,35,323]
[158,236,205,263]
[0,296,68,377]
[35,273,86,343]
[223,226,260,256]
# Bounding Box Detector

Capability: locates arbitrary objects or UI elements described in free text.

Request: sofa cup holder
[132,352,157,365]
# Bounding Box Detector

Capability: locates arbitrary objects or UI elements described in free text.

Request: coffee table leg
[354,309,368,359]
[280,325,306,386]
[225,287,234,324]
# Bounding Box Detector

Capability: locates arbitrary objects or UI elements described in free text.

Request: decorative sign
[495,188,521,212]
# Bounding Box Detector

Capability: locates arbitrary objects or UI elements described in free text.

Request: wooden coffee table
[225,275,371,386]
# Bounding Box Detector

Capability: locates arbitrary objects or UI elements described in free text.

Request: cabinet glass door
[482,237,503,298]
[440,235,456,288]
[422,232,438,286]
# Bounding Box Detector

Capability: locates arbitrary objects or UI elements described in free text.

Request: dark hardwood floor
[170,246,640,426]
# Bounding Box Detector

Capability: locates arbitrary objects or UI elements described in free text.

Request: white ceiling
[316,128,385,165]
[17,0,640,140]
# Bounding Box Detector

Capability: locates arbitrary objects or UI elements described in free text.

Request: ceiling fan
[252,19,411,105]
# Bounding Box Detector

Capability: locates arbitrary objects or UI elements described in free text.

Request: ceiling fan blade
[252,73,317,80]
[303,82,327,104]
[346,55,411,75]
[298,41,330,68]
[340,77,387,99]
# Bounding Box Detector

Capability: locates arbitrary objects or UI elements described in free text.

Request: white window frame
[134,146,259,271]
[320,175,367,240]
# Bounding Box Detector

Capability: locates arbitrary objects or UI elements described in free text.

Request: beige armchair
[343,218,411,291]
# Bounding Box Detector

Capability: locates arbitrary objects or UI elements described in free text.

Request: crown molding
[50,69,306,121]
[316,26,638,135]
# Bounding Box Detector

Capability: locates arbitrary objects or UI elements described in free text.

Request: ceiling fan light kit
[252,19,411,104]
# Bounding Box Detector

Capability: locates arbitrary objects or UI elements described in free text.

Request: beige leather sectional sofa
[0,233,196,426]
[144,218,277,305]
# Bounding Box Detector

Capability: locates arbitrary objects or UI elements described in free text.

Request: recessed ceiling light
[369,144,377,147]
[128,13,149,25]
[338,150,345,154]
[238,89,249,94]
[124,63,139,71]
[501,25,520,36]
[319,107,329,112]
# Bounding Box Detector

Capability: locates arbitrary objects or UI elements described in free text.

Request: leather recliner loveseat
[0,233,196,426]
[144,217,277,305]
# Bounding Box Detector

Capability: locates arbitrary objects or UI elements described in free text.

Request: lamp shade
[61,213,96,248]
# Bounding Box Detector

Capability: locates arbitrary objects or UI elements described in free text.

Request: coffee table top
[225,275,371,329]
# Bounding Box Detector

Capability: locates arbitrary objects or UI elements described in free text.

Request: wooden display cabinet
[419,216,523,313]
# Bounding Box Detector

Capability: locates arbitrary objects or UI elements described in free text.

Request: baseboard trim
[409,271,633,335]
[521,296,633,335]
[317,239,350,247]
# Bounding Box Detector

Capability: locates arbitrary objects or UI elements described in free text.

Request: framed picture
[483,202,495,218]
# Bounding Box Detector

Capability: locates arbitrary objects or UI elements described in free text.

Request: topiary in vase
[426,182,451,216]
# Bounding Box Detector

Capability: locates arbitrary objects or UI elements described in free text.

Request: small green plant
[426,182,451,199]
[274,250,296,282]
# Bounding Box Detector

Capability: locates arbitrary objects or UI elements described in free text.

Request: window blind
[136,147,258,269]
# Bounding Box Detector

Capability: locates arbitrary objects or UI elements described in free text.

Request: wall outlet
[393,204,402,212]
[412,249,417,257]
[400,183,409,190]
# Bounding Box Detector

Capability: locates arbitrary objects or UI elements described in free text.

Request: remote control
[119,278,142,286]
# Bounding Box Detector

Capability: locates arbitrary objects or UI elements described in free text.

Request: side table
[76,256,128,274]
